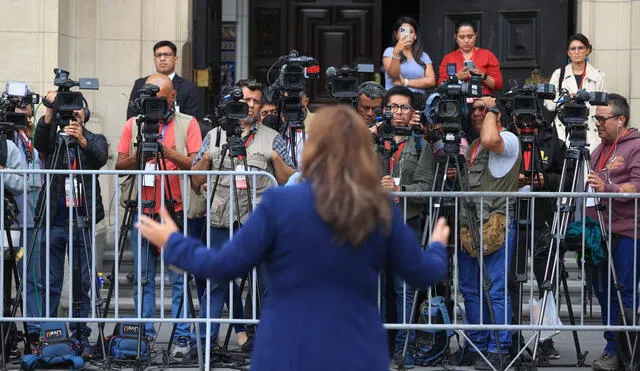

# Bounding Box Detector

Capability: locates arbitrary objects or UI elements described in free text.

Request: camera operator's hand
[478,96,497,108]
[381,175,400,192]
[43,90,57,124]
[369,123,380,136]
[163,145,178,161]
[63,119,88,148]
[410,111,421,127]
[431,217,450,246]
[456,67,472,81]
[136,207,179,253]
[587,171,605,192]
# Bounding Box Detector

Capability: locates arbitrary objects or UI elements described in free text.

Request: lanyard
[237,132,255,162]
[469,140,482,168]
[596,137,621,171]
[578,68,587,90]
[390,141,407,175]
[18,130,33,158]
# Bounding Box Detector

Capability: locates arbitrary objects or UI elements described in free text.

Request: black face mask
[262,114,280,132]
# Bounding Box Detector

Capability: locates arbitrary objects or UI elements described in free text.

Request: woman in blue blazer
[136,105,450,370]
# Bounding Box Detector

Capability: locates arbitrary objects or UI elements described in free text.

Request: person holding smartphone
[438,20,503,96]
[383,16,436,94]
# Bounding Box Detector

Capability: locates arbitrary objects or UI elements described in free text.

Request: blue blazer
[164,181,448,371]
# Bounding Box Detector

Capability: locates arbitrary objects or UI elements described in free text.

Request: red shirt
[117,116,202,213]
[438,47,503,95]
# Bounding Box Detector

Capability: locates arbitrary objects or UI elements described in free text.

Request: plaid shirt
[192,124,294,168]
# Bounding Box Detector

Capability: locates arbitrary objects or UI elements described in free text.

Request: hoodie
[586,129,640,239]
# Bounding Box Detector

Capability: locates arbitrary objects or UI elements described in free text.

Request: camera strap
[558,66,566,92]
[389,140,407,175]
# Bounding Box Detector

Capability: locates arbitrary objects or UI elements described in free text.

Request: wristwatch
[487,106,500,115]
[482,73,488,81]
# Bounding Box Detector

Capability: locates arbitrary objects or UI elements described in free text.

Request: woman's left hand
[471,67,485,78]
[136,208,179,253]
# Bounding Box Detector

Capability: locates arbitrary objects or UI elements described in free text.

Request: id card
[234,164,247,189]
[65,177,83,207]
[585,186,597,207]
[143,162,156,187]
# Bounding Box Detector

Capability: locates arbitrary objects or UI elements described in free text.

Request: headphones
[81,96,91,123]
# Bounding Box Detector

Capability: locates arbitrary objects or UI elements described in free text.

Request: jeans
[458,219,515,354]
[130,215,191,340]
[593,236,640,354]
[17,228,41,335]
[197,226,246,343]
[40,225,92,338]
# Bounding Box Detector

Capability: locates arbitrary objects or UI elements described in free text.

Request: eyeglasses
[472,106,487,112]
[569,46,586,52]
[592,114,620,124]
[154,52,175,58]
[386,104,412,114]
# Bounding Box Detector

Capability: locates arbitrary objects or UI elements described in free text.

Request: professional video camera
[502,83,555,128]
[50,68,99,126]
[0,82,39,132]
[325,63,375,99]
[556,89,607,147]
[129,84,172,142]
[204,86,248,137]
[375,108,425,138]
[422,63,481,154]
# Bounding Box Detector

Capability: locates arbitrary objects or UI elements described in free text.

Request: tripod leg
[560,262,588,366]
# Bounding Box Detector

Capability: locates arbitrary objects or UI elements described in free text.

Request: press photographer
[115,73,202,356]
[356,81,385,127]
[33,69,107,359]
[377,86,435,369]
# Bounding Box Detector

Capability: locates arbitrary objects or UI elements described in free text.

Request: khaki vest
[462,138,521,224]
[119,112,201,216]
[207,124,279,227]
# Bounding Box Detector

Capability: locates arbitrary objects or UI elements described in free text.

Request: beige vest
[462,138,522,224]
[207,124,279,227]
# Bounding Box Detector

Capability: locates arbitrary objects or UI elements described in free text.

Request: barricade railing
[0,170,638,369]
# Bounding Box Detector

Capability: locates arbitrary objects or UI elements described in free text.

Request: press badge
[143,162,156,187]
[234,164,247,189]
[65,177,82,207]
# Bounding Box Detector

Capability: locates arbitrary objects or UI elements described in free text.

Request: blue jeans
[130,216,191,340]
[40,225,92,337]
[458,219,515,354]
[197,226,246,343]
[16,228,42,335]
[593,236,640,354]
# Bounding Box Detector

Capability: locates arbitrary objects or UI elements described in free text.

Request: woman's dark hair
[455,20,477,35]
[301,106,392,247]
[391,16,426,69]
[567,33,592,53]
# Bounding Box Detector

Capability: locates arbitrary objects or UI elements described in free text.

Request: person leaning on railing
[136,105,450,371]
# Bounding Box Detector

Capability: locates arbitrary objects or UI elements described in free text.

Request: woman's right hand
[456,67,471,81]
[431,217,450,245]
[393,38,413,56]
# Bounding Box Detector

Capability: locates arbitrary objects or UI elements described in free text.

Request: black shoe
[240,336,254,353]
[27,333,40,354]
[475,352,511,370]
[450,348,479,366]
[539,339,560,360]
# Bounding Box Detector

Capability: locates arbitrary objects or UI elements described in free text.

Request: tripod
[526,124,632,367]
[97,116,202,368]
[25,118,98,359]
[511,126,588,367]
[281,120,304,169]
[197,126,259,368]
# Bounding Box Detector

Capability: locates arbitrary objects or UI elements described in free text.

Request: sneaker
[450,348,479,366]
[76,336,93,360]
[240,336,254,353]
[171,336,195,359]
[475,352,511,370]
[392,346,415,369]
[539,339,560,360]
[27,333,40,354]
[592,351,619,371]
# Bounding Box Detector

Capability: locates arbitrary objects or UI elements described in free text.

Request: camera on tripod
[502,83,555,129]
[204,86,248,138]
[558,89,608,127]
[0,82,39,132]
[275,50,320,92]
[129,83,171,142]
[51,68,99,126]
[325,63,375,99]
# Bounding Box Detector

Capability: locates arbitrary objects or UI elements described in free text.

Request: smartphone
[464,60,475,70]
[399,26,410,41]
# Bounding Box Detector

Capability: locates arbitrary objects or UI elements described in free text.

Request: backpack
[21,322,85,370]
[103,322,150,360]
[414,296,455,367]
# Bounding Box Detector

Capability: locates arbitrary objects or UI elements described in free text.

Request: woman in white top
[545,34,606,151]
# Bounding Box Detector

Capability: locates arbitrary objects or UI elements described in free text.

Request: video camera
[204,86,248,138]
[51,68,99,126]
[0,82,39,132]
[275,50,320,92]
[502,83,555,129]
[557,89,607,148]
[325,64,375,100]
[129,84,172,142]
